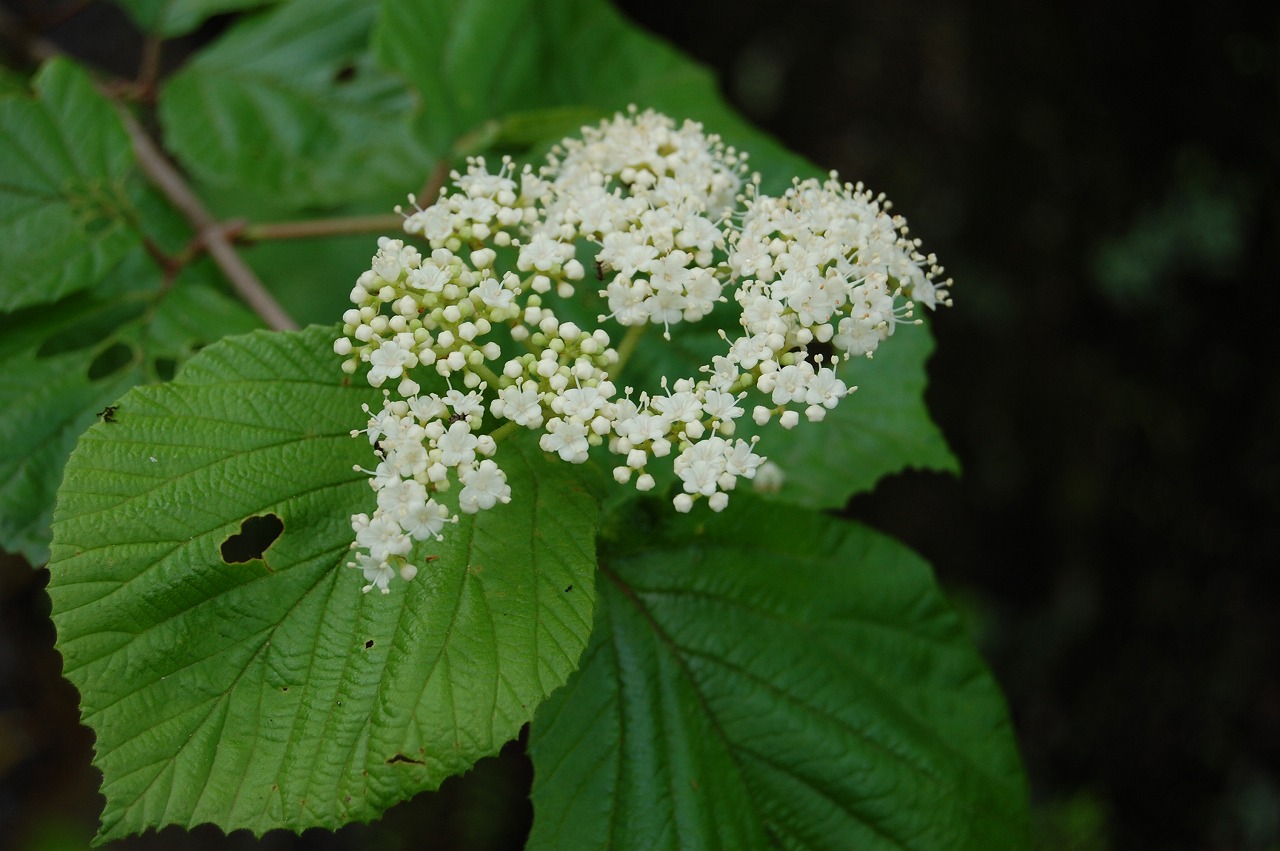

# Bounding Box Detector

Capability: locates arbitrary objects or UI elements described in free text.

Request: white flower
[600,231,658,279]
[409,394,448,423]
[473,274,517,310]
[355,513,412,564]
[643,285,685,329]
[769,362,814,406]
[540,417,590,463]
[407,262,451,292]
[459,460,512,513]
[728,334,774,370]
[604,277,651,325]
[518,234,572,272]
[437,421,479,467]
[444,388,486,418]
[806,367,849,408]
[834,315,883,356]
[651,390,702,423]
[402,497,451,540]
[724,439,764,478]
[559,383,612,421]
[350,552,395,595]
[702,389,744,422]
[673,436,729,497]
[493,381,545,427]
[367,338,416,387]
[682,268,721,320]
[371,237,420,282]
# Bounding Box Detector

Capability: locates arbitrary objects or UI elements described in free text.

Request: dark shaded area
[611,1,1278,848]
[220,514,284,564]
[0,0,1276,849]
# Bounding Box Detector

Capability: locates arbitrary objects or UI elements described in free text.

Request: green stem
[614,324,647,375]
[489,420,521,443]
[471,361,503,387]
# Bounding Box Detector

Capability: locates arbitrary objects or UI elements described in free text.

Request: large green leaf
[114,0,282,37]
[0,58,140,311]
[373,0,546,156]
[158,0,433,206]
[373,0,811,185]
[48,326,600,842]
[529,498,1028,850]
[0,250,261,564]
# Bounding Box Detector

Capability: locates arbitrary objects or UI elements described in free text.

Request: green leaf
[522,0,814,190]
[0,251,260,563]
[373,0,547,156]
[158,0,433,207]
[48,326,601,842]
[0,58,140,312]
[144,267,264,362]
[373,0,812,183]
[529,499,1029,850]
[113,0,282,37]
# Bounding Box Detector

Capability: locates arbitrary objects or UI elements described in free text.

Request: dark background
[2,0,1278,849]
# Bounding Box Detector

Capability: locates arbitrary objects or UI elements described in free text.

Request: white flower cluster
[335,108,949,593]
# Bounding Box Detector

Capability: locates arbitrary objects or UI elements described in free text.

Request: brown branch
[116,106,299,330]
[2,6,297,331]
[224,155,456,245]
[136,34,162,102]
[417,158,452,206]
[236,157,456,243]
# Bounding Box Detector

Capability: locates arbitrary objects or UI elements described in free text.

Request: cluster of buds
[335,107,950,593]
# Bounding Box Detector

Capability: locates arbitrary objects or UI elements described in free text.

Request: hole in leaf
[87,343,135,380]
[386,753,424,766]
[36,303,146,359]
[364,639,374,649]
[333,64,356,83]
[220,514,283,563]
[154,357,177,380]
